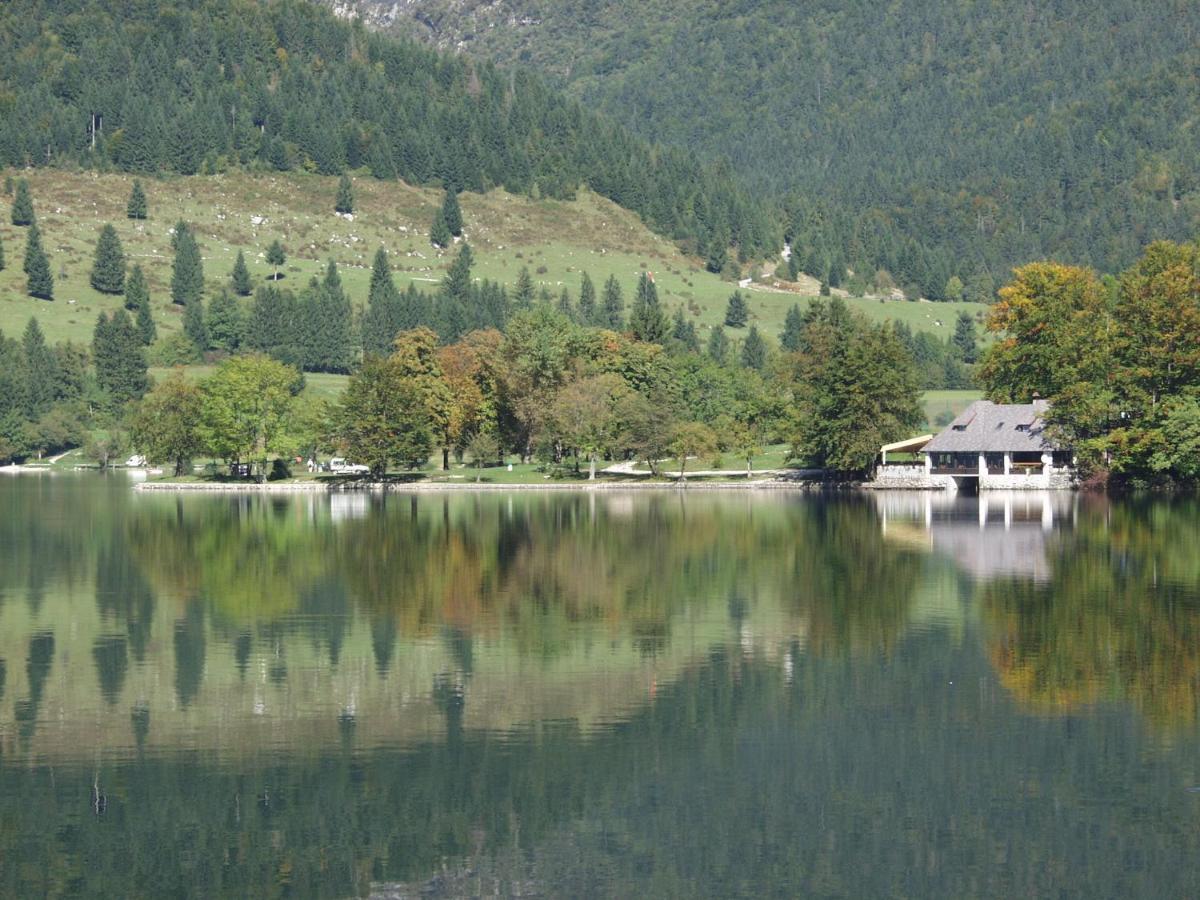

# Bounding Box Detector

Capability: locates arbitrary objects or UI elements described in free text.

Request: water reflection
[2,477,1200,897]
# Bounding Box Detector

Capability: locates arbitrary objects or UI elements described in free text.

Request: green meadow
[0,170,989,348]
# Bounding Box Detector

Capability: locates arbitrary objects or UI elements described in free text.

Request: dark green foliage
[780,304,803,353]
[362,247,403,356]
[230,251,253,296]
[740,325,766,371]
[266,240,286,281]
[124,265,156,345]
[92,310,148,407]
[23,222,52,299]
[18,318,55,419]
[578,272,597,326]
[126,180,147,220]
[671,308,700,353]
[724,291,748,328]
[0,231,5,271]
[430,209,451,249]
[953,312,978,365]
[442,187,463,237]
[514,267,535,310]
[0,0,775,259]
[10,178,33,226]
[90,224,126,294]
[183,295,209,352]
[630,273,668,344]
[245,285,304,368]
[206,289,243,352]
[335,175,354,215]
[556,288,575,323]
[707,325,730,364]
[170,222,203,306]
[706,225,728,274]
[305,261,354,373]
[601,275,624,330]
[438,243,474,343]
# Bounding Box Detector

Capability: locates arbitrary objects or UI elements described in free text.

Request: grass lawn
[1,169,987,352]
[923,389,983,428]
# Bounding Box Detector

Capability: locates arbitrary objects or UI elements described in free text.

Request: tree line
[0,0,777,265]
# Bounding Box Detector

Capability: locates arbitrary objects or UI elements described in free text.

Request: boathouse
[876,400,1074,490]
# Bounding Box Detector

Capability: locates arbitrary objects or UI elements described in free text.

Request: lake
[2,475,1200,897]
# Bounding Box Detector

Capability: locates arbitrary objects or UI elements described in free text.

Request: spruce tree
[439,243,474,343]
[671,308,700,353]
[363,246,401,356]
[707,325,730,364]
[724,290,748,327]
[335,174,354,214]
[183,295,208,352]
[23,222,53,300]
[135,293,156,346]
[629,272,668,344]
[601,275,624,329]
[230,250,253,296]
[124,264,157,346]
[266,240,286,281]
[953,311,978,364]
[369,136,397,180]
[706,226,729,274]
[578,272,597,325]
[206,289,243,352]
[10,178,34,226]
[780,303,804,352]
[0,231,5,271]
[556,287,575,322]
[170,221,203,306]
[126,180,148,219]
[740,325,767,371]
[90,224,126,294]
[514,267,535,309]
[20,318,55,418]
[93,310,147,406]
[430,209,451,249]
[443,186,463,236]
[319,259,353,372]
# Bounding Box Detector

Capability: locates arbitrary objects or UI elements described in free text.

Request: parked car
[329,457,370,475]
[124,454,147,467]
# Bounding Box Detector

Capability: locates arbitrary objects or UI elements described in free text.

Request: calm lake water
[2,475,1200,897]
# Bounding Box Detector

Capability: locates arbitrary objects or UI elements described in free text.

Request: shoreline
[133,476,838,493]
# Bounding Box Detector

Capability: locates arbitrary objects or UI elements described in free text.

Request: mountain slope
[0,0,776,260]
[332,0,1200,288]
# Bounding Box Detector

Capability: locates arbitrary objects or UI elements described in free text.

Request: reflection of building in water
[875,491,1077,582]
[329,492,370,523]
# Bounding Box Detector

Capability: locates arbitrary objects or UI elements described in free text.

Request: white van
[329,457,370,475]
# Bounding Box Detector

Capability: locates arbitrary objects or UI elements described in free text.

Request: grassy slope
[0,170,987,348]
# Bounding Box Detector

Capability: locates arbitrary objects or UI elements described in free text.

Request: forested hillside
[0,0,777,260]
[336,0,1200,293]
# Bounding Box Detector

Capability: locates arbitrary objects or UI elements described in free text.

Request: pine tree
[19,318,55,418]
[0,231,5,271]
[369,136,397,180]
[780,303,804,352]
[630,272,668,344]
[363,247,402,356]
[514,267,535,309]
[23,222,53,300]
[90,224,126,294]
[183,295,208,352]
[671,308,700,353]
[707,326,730,364]
[319,259,354,372]
[706,225,729,274]
[601,275,624,329]
[578,272,597,325]
[556,287,575,322]
[230,250,253,296]
[123,263,157,346]
[740,325,767,371]
[126,180,147,219]
[953,311,978,364]
[438,243,474,343]
[442,186,463,236]
[724,290,748,327]
[430,209,451,248]
[206,289,243,352]
[10,178,34,226]
[170,221,203,306]
[266,240,286,281]
[93,310,147,407]
[335,174,354,214]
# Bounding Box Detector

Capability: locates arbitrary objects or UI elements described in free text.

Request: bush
[268,457,292,480]
[148,333,201,366]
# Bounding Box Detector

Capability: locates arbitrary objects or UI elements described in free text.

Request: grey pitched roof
[923,400,1062,453]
